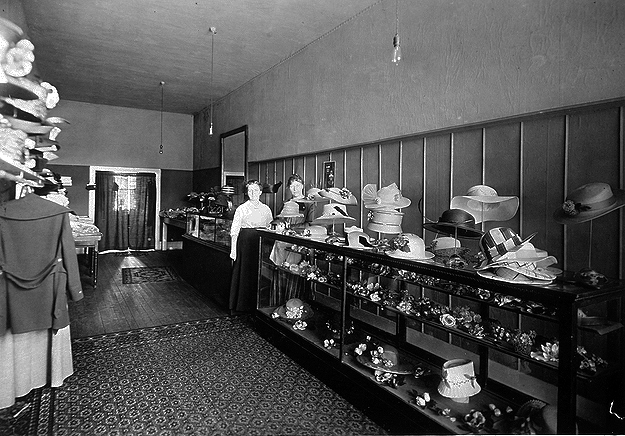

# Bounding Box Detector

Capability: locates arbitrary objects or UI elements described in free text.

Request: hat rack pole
[588,219,593,269]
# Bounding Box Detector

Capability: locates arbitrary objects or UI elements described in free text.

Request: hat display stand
[326,199,348,238]
[447,224,467,269]
[570,218,609,288]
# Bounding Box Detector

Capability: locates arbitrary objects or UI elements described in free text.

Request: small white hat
[438,359,481,403]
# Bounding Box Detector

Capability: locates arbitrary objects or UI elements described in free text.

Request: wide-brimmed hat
[362,183,411,210]
[347,231,375,250]
[477,265,555,284]
[478,227,537,267]
[355,344,414,375]
[553,182,625,224]
[386,233,434,261]
[450,185,519,223]
[273,298,314,320]
[311,203,355,226]
[423,209,483,239]
[437,359,481,402]
[304,187,329,202]
[318,187,357,205]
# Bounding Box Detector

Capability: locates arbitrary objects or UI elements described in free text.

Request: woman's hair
[287,174,303,187]
[244,179,262,191]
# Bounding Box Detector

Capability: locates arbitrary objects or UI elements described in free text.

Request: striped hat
[479,227,536,266]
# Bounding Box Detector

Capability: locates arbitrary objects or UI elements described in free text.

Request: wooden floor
[69,250,229,338]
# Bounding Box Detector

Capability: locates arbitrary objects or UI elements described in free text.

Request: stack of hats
[221,185,235,196]
[276,200,305,226]
[450,185,519,223]
[0,17,67,189]
[362,183,411,234]
[476,227,558,284]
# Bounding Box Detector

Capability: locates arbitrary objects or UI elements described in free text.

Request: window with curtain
[95,171,156,251]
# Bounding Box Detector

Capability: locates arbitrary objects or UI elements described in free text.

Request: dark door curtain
[95,171,156,251]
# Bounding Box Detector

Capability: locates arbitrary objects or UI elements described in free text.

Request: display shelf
[256,229,624,434]
[346,262,561,323]
[348,290,613,381]
[256,306,341,360]
[184,212,232,248]
[0,153,44,185]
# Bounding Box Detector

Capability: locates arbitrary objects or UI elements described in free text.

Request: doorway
[89,166,161,252]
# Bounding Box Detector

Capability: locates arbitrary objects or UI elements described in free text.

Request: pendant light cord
[395,0,399,35]
[209,27,216,135]
[159,81,164,154]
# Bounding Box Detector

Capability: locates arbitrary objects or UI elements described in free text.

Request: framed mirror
[220,125,248,195]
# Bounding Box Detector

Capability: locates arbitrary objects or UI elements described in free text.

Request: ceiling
[20,0,382,115]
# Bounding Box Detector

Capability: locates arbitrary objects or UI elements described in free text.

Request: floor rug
[114,251,149,257]
[34,316,386,435]
[121,266,180,284]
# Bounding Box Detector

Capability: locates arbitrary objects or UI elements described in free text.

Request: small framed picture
[323,161,335,189]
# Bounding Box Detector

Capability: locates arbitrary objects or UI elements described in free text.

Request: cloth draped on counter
[0,193,83,409]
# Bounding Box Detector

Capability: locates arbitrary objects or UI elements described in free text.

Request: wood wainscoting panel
[523,116,566,263]
[423,134,452,237]
[483,123,522,234]
[400,137,425,237]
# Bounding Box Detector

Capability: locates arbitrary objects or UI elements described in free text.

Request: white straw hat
[450,185,519,223]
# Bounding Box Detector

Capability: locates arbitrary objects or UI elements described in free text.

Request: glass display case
[256,229,624,434]
[185,212,232,247]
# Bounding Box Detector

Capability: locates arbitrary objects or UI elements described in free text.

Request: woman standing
[229,180,273,312]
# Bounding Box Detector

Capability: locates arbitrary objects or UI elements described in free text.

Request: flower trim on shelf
[530,341,608,373]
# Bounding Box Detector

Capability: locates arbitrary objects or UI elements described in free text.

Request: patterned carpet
[7,316,387,436]
[121,266,180,284]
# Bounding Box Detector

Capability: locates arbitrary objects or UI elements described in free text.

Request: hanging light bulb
[208,27,217,136]
[392,0,401,64]
[159,81,164,154]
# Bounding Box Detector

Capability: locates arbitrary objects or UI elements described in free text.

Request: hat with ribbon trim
[366,209,404,234]
[310,203,355,226]
[553,182,625,224]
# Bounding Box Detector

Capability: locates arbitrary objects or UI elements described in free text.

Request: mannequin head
[287,174,304,199]
[245,179,262,202]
